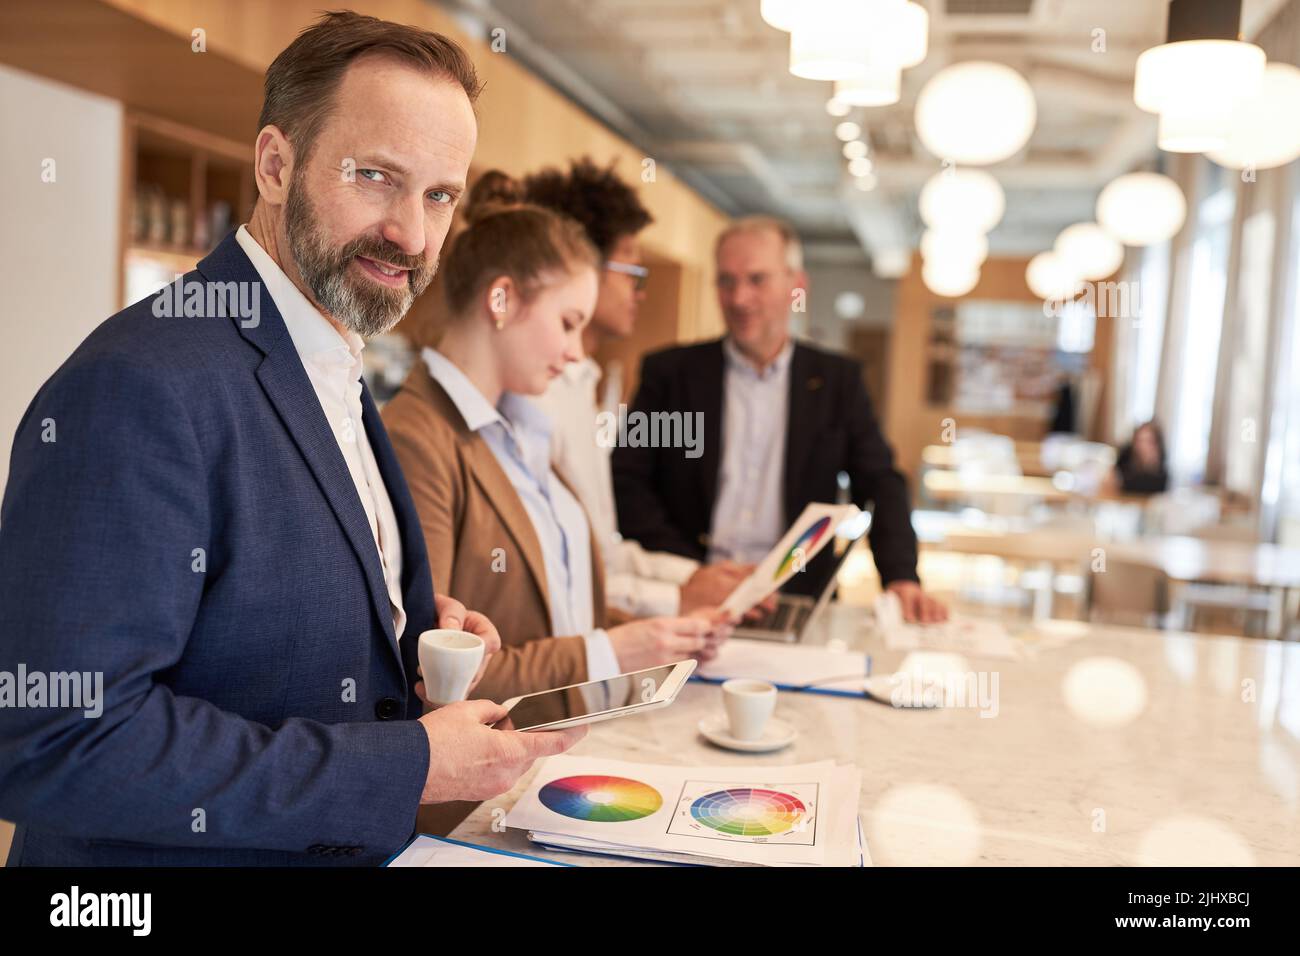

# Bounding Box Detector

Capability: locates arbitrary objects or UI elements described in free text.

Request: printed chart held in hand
[721,503,861,616]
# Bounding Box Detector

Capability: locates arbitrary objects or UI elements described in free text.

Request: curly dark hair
[522,157,653,258]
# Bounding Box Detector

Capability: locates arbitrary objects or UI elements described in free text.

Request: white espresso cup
[417,629,485,706]
[721,679,777,741]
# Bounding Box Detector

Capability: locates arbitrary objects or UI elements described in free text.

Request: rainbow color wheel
[689,788,807,836]
[774,516,832,580]
[539,775,663,822]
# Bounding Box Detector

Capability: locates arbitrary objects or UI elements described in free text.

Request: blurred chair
[1087,559,1170,629]
[1180,519,1275,636]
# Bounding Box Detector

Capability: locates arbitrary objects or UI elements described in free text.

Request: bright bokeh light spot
[871,784,982,865]
[1061,656,1148,727]
[1135,815,1255,866]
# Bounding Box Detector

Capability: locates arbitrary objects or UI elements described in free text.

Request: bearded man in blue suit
[0,11,582,866]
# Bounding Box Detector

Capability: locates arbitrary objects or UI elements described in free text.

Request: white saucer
[698,713,797,753]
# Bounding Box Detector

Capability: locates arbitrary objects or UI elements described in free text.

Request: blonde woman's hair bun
[461,169,525,226]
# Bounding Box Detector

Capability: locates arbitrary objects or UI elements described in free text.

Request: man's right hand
[607,616,715,671]
[679,560,753,613]
[417,699,586,804]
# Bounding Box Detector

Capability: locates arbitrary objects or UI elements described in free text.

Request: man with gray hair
[613,216,947,622]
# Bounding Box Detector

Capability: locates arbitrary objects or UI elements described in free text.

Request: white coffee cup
[721,679,777,741]
[417,629,485,706]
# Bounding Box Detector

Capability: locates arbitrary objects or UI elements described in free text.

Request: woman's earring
[494,316,505,331]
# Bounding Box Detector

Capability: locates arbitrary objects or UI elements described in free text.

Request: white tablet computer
[498,660,696,732]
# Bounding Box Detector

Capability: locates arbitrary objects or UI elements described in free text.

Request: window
[1272,183,1300,545]
[1169,178,1234,485]
[1223,209,1275,495]
[1129,240,1169,427]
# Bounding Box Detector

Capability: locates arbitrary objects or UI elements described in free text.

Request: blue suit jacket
[0,233,436,865]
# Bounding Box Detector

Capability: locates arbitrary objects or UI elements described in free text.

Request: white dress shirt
[707,337,794,564]
[235,225,407,641]
[535,357,699,617]
[422,348,620,680]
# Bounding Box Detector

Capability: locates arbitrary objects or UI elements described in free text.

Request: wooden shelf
[121,112,254,306]
[125,242,204,275]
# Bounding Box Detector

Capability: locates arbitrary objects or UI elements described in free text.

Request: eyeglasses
[605,260,650,291]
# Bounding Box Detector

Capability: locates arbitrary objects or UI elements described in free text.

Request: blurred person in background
[1109,420,1169,495]
[613,216,947,623]
[524,157,756,620]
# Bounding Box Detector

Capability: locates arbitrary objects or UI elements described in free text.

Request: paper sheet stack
[506,755,866,866]
[874,591,1023,659]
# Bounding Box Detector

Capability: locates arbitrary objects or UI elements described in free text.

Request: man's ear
[253,125,295,206]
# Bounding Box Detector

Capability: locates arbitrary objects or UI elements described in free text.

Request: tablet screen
[505,664,679,731]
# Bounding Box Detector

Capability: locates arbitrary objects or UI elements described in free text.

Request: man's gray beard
[284,176,436,338]
[310,260,413,338]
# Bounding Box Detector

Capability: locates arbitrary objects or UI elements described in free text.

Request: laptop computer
[731,510,871,643]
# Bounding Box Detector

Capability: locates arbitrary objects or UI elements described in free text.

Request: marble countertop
[449,606,1300,866]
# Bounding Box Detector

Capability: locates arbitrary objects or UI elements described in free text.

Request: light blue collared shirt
[707,337,794,564]
[422,348,620,681]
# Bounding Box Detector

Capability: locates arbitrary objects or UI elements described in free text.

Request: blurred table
[922,442,1055,477]
[936,527,1300,588]
[921,470,1147,507]
[448,604,1300,865]
[933,527,1300,636]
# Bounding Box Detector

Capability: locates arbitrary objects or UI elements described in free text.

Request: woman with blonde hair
[384,171,728,718]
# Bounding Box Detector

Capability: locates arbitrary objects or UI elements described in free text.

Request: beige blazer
[382,359,610,708]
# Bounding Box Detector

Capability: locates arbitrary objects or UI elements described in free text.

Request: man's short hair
[715,215,804,273]
[259,10,483,164]
[522,157,653,259]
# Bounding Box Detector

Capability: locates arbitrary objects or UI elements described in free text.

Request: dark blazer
[0,232,435,866]
[612,338,919,595]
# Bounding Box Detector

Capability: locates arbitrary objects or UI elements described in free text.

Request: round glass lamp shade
[922,260,980,298]
[1207,62,1300,170]
[1054,222,1124,281]
[920,228,988,268]
[1096,172,1187,246]
[761,0,800,32]
[918,168,1005,233]
[1026,251,1082,301]
[834,291,866,319]
[915,61,1037,164]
